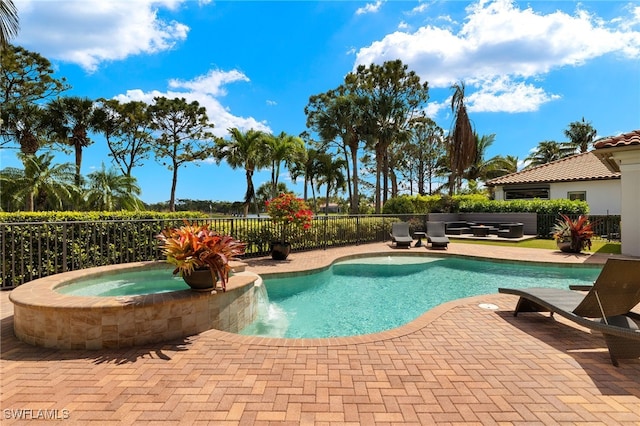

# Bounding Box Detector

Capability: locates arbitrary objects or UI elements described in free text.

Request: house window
[568,191,586,201]
[504,187,550,200]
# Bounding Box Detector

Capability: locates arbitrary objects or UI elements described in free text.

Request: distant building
[317,203,341,214]
[486,151,621,215]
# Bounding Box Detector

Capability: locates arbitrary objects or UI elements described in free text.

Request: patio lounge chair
[426,221,450,249]
[499,258,640,366]
[390,222,413,248]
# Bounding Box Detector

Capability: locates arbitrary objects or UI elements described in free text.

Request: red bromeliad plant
[265,193,313,245]
[157,221,246,291]
[552,213,594,253]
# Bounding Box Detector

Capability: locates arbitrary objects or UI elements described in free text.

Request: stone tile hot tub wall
[9,261,261,350]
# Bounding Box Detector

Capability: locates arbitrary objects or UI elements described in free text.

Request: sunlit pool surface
[57,269,189,296]
[240,256,601,339]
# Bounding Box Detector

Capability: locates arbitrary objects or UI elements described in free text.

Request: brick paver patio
[1,242,639,424]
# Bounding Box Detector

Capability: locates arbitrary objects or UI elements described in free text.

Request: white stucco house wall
[593,130,640,257]
[487,151,621,215]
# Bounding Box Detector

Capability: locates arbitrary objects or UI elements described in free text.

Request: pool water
[57,269,189,296]
[240,256,601,339]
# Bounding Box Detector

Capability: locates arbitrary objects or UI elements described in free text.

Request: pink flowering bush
[265,193,313,244]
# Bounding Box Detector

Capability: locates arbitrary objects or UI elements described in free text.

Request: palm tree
[0,0,19,50]
[264,131,306,199]
[213,128,268,216]
[315,152,347,215]
[484,155,519,180]
[564,117,597,153]
[1,45,70,154]
[448,82,476,194]
[4,102,48,155]
[290,146,323,210]
[85,164,144,211]
[2,152,77,211]
[46,96,96,186]
[525,140,574,168]
[256,181,289,209]
[463,133,499,187]
[305,89,365,214]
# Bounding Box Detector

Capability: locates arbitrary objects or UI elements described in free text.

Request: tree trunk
[74,141,83,187]
[382,150,389,205]
[325,184,331,216]
[418,159,425,196]
[374,147,383,214]
[169,163,178,212]
[303,176,309,201]
[390,168,398,198]
[349,141,359,214]
[310,178,317,212]
[448,172,456,196]
[244,168,254,217]
[26,192,34,212]
[341,144,352,213]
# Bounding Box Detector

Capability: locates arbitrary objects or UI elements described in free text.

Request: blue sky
[4,0,640,204]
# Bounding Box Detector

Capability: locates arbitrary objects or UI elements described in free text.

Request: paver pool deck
[1,242,639,425]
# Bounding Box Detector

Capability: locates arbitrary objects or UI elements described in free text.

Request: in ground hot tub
[9,261,262,349]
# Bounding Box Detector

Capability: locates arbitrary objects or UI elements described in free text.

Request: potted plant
[552,213,594,254]
[157,221,246,291]
[265,193,313,260]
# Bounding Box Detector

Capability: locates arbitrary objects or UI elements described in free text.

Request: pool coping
[200,251,605,347]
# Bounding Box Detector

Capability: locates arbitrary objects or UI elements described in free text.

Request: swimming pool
[240,256,601,339]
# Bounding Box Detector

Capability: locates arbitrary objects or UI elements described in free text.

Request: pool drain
[478,303,499,310]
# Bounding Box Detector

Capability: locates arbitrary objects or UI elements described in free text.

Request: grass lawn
[452,237,622,254]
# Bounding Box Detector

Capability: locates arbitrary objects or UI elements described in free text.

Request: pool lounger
[390,222,413,248]
[499,258,640,367]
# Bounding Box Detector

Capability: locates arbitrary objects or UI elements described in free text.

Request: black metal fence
[537,214,621,241]
[0,215,402,289]
[1,213,621,289]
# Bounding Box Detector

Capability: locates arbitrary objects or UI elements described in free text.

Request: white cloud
[354,0,640,113]
[114,69,271,138]
[410,2,430,15]
[424,100,446,119]
[168,69,250,97]
[465,77,561,113]
[356,1,383,16]
[14,0,191,72]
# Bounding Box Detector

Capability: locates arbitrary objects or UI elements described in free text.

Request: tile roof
[594,129,640,149]
[486,151,620,186]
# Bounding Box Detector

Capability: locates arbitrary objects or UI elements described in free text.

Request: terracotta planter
[270,242,291,260]
[182,268,218,291]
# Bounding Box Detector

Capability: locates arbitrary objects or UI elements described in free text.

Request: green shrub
[382,196,416,214]
[0,211,207,223]
[382,195,588,215]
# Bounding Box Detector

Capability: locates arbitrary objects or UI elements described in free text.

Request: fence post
[62,223,68,272]
[322,216,328,250]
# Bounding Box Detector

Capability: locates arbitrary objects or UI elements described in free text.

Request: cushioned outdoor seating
[445,221,472,235]
[426,221,450,249]
[390,222,413,248]
[499,258,640,366]
[497,223,524,238]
